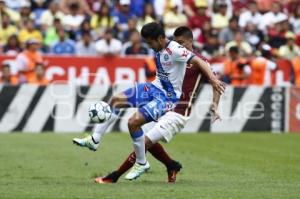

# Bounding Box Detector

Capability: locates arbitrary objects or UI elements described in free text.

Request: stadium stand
[0,0,299,86]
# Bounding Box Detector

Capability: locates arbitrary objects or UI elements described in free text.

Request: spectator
[44,18,62,50]
[120,17,138,42]
[250,44,277,86]
[0,0,20,24]
[51,28,76,55]
[4,0,23,10]
[60,0,93,16]
[244,22,264,50]
[223,46,251,86]
[95,28,122,55]
[0,13,18,46]
[114,0,136,33]
[137,3,156,31]
[183,0,200,18]
[163,2,188,37]
[90,2,115,37]
[259,2,288,31]
[75,31,97,56]
[15,39,43,83]
[27,63,49,85]
[188,1,211,31]
[202,31,222,59]
[285,0,299,15]
[31,0,50,10]
[211,2,230,30]
[40,1,65,30]
[238,1,262,29]
[278,32,300,60]
[267,16,288,48]
[225,31,253,56]
[218,17,239,45]
[0,62,18,85]
[76,19,98,41]
[3,35,22,56]
[256,0,277,13]
[18,19,43,46]
[129,0,153,18]
[19,0,35,28]
[31,0,47,27]
[290,6,300,44]
[196,20,212,45]
[123,30,149,55]
[62,2,85,34]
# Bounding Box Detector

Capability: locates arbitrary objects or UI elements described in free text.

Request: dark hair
[1,62,10,69]
[173,26,193,39]
[229,17,238,23]
[142,3,156,20]
[229,46,239,54]
[69,2,79,10]
[141,22,165,40]
[97,3,112,28]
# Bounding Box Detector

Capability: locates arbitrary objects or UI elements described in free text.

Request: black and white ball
[88,101,112,123]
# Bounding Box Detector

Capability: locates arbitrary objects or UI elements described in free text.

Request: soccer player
[73,22,225,180]
[93,26,223,183]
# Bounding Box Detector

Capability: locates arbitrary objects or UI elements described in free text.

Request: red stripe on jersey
[174,51,207,116]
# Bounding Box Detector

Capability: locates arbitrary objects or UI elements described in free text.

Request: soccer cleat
[167,160,182,183]
[125,161,150,180]
[94,171,119,184]
[73,135,99,151]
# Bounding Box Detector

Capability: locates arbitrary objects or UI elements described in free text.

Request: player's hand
[210,104,221,123]
[211,79,226,94]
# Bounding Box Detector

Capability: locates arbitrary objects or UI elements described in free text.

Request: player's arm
[189,56,226,94]
[210,86,222,123]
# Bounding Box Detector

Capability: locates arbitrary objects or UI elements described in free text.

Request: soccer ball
[88,101,112,123]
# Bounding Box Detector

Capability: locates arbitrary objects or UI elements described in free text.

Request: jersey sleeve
[171,44,195,63]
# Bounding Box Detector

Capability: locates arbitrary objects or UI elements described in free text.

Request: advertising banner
[0,85,287,133]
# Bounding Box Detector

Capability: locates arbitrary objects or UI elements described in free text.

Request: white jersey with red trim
[151,40,195,99]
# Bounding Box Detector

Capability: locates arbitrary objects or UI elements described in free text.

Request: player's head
[141,22,166,52]
[173,26,193,51]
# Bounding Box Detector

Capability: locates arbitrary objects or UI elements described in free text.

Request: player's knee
[110,95,122,108]
[128,117,138,132]
[145,136,153,150]
[128,116,143,132]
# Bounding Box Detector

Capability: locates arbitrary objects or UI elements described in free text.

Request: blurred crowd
[0,0,300,86]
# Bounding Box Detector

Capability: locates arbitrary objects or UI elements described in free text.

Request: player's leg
[87,93,130,143]
[94,142,178,184]
[145,111,188,182]
[124,111,150,180]
[94,111,186,183]
[124,94,177,180]
[73,85,141,151]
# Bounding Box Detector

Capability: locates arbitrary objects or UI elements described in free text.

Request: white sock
[91,112,118,143]
[132,130,146,164]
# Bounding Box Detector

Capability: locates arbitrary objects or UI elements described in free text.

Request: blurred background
[0,0,299,133]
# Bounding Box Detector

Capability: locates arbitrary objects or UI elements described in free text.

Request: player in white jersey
[73,22,225,180]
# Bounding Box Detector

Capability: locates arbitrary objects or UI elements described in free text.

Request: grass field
[0,133,300,199]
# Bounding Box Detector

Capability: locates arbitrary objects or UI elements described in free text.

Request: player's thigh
[122,83,153,108]
[139,97,173,122]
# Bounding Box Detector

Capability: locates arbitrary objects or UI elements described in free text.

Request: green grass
[0,133,300,199]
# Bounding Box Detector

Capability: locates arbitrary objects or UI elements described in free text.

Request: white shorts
[146,111,189,143]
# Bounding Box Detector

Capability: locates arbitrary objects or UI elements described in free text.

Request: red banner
[0,55,147,85]
[0,55,295,86]
[289,87,300,133]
